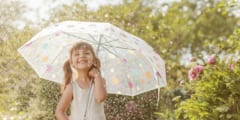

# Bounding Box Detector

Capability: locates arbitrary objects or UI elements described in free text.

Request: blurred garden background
[0,0,240,119]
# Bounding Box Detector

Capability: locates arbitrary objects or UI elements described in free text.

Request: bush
[175,58,240,120]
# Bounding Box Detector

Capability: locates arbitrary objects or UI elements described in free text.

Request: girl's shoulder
[60,83,73,101]
[63,83,73,94]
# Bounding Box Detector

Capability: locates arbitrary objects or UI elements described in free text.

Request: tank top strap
[71,79,94,90]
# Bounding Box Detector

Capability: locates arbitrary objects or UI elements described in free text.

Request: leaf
[172,96,182,102]
[216,105,229,113]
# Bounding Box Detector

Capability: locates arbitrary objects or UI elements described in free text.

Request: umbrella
[18,21,166,96]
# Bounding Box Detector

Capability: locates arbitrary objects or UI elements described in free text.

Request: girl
[55,42,107,120]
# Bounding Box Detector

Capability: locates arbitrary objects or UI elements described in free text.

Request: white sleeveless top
[69,80,106,120]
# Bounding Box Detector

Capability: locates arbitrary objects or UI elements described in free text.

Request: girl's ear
[94,59,98,65]
[69,59,72,64]
[92,60,97,68]
[95,57,101,69]
[89,64,95,70]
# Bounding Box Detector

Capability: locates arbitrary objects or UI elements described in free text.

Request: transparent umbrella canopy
[18,21,167,96]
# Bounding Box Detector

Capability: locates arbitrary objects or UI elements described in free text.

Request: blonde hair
[62,42,100,92]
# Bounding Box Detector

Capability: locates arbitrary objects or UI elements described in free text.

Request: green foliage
[175,59,240,120]
[0,0,240,119]
[105,91,159,120]
[0,26,37,118]
[25,80,61,120]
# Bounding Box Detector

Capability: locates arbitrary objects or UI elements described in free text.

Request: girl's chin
[74,65,90,70]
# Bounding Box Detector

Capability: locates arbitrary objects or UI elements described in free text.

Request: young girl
[55,42,107,120]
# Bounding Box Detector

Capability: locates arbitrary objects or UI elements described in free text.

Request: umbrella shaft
[96,35,103,56]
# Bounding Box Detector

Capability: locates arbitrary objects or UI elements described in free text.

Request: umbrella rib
[101,36,136,50]
[100,46,122,59]
[61,31,99,44]
[41,46,66,77]
[87,34,120,58]
[101,39,118,44]
[88,34,135,54]
[100,43,136,50]
[96,34,103,55]
[102,37,130,45]
[88,34,99,43]
[62,31,135,55]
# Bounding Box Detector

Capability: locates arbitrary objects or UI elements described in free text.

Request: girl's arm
[94,73,107,103]
[55,84,73,120]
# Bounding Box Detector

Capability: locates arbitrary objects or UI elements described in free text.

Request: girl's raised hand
[88,65,101,79]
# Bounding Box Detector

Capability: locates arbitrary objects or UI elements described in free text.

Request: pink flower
[230,63,235,70]
[207,55,215,64]
[193,65,204,73]
[188,70,197,81]
[188,65,204,81]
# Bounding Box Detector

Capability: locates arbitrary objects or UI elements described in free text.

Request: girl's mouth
[77,60,88,64]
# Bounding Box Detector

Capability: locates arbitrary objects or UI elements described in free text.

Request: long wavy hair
[62,42,100,92]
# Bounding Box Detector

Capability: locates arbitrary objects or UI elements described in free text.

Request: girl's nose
[79,54,86,58]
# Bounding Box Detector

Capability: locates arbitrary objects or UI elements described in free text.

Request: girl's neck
[76,70,90,82]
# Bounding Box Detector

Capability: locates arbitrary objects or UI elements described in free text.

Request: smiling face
[68,42,100,72]
[71,48,94,70]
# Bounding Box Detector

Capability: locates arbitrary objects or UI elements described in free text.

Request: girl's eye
[84,52,90,54]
